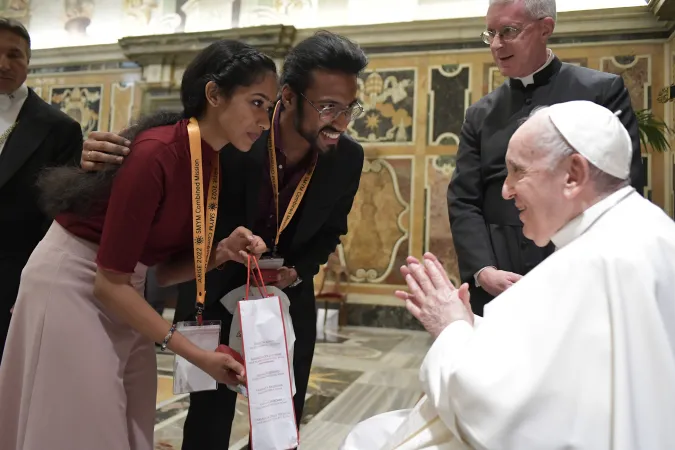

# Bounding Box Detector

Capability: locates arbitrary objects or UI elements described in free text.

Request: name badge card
[173,320,221,394]
[239,296,299,450]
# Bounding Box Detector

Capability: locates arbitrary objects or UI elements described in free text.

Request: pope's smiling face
[502,120,573,247]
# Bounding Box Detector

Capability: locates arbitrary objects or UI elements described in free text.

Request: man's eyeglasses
[480,26,523,45]
[301,93,364,122]
[480,18,545,45]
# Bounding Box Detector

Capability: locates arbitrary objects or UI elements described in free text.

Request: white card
[223,286,297,398]
[173,321,221,395]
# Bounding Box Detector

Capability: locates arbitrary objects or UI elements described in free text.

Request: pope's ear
[564,153,591,196]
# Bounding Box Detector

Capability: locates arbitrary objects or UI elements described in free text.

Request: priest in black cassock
[448,0,644,315]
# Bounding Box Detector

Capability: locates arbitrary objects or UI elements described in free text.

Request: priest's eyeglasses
[481,18,546,45]
[301,93,365,122]
[480,26,523,45]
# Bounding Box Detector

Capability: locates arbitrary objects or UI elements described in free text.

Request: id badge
[257,256,284,270]
[172,320,221,395]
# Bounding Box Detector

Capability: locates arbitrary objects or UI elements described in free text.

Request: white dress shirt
[0,83,29,157]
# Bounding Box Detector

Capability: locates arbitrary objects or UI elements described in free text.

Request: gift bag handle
[245,254,270,300]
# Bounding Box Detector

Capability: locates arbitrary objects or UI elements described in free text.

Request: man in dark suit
[448,0,644,316]
[80,31,366,449]
[0,18,83,361]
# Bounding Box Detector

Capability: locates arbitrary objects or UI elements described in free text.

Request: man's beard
[302,126,340,153]
[294,100,339,153]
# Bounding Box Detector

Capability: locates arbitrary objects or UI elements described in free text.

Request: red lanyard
[245,254,269,300]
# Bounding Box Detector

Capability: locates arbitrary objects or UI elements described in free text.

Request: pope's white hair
[488,0,557,22]
[520,106,629,194]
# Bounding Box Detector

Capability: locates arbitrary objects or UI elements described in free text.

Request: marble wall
[23,27,672,328]
[27,70,143,136]
[335,42,669,302]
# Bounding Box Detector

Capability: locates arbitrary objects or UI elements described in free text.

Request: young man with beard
[80,31,367,449]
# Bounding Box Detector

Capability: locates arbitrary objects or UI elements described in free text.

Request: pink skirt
[0,222,157,450]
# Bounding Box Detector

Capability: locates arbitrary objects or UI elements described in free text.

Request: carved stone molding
[117,25,296,66]
[118,25,295,112]
[28,44,127,69]
[650,0,675,21]
[296,6,672,52]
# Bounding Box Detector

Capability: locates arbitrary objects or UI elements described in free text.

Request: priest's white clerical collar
[551,185,635,249]
[0,83,28,112]
[513,49,554,87]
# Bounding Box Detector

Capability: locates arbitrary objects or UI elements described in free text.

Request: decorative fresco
[273,0,312,14]
[427,64,471,146]
[124,0,160,25]
[349,69,416,145]
[50,85,102,135]
[0,0,29,18]
[341,157,412,285]
[64,0,94,34]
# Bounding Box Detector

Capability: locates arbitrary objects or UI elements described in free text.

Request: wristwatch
[288,270,303,288]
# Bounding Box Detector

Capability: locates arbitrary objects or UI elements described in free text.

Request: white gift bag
[220,284,297,396]
[240,296,299,450]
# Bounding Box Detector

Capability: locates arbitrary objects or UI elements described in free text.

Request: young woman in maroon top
[0,40,278,450]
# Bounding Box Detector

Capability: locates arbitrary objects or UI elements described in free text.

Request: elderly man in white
[340,100,675,450]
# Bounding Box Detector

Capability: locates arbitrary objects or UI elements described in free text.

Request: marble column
[181,0,235,33]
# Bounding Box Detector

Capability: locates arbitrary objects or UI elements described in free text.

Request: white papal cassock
[340,186,675,450]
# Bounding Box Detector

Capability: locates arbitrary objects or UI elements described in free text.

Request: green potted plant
[635,109,672,152]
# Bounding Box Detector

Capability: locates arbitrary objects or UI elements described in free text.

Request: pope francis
[340,101,675,450]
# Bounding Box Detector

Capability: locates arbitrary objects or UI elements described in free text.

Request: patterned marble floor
[153,309,432,449]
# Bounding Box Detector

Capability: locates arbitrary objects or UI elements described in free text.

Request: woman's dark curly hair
[37,39,277,218]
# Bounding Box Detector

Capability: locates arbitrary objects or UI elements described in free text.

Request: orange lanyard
[268,102,316,252]
[187,117,219,324]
